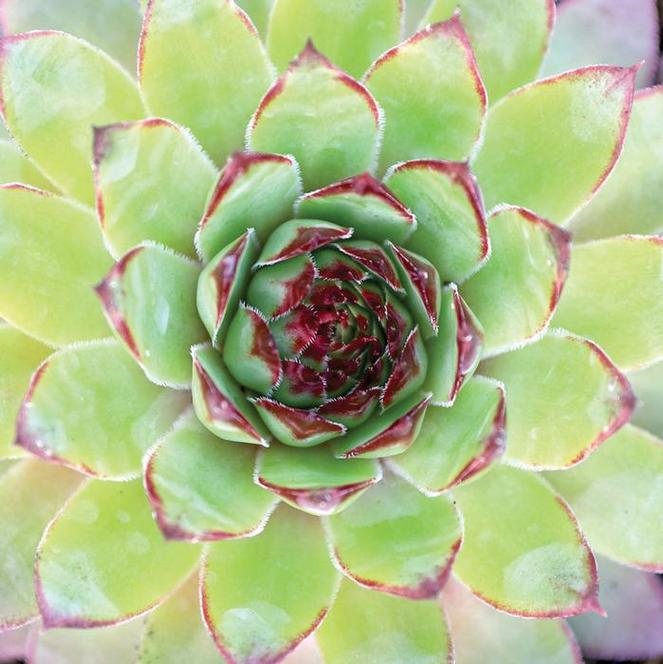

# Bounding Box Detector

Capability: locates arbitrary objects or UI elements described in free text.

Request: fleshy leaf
[267,0,402,79]
[384,159,488,284]
[553,236,663,371]
[0,623,31,663]
[327,472,461,598]
[235,0,272,37]
[546,424,663,571]
[0,139,53,190]
[443,576,582,664]
[139,0,273,164]
[461,206,571,355]
[247,43,382,191]
[36,478,200,627]
[482,331,634,469]
[630,359,663,439]
[0,31,144,204]
[0,185,112,346]
[201,505,338,664]
[453,464,600,617]
[0,460,81,630]
[382,328,428,408]
[423,0,555,101]
[256,444,381,516]
[389,376,505,494]
[0,325,49,458]
[144,411,277,541]
[365,17,486,171]
[96,243,206,387]
[195,152,302,263]
[93,119,216,259]
[16,340,188,479]
[317,578,451,663]
[473,66,637,224]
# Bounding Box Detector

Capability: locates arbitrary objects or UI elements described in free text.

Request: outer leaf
[201,505,338,664]
[0,31,144,204]
[461,206,571,355]
[327,472,461,598]
[423,0,554,101]
[93,119,216,259]
[16,340,188,479]
[267,0,402,79]
[236,0,273,37]
[473,66,636,224]
[247,43,382,191]
[144,411,277,541]
[365,17,486,172]
[96,243,207,387]
[453,464,600,618]
[384,159,488,284]
[139,0,273,164]
[630,359,663,439]
[553,236,663,371]
[0,460,81,630]
[0,185,112,346]
[36,478,200,627]
[547,424,663,571]
[317,578,451,664]
[0,139,53,190]
[443,576,582,664]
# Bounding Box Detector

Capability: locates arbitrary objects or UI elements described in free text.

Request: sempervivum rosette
[0,0,663,663]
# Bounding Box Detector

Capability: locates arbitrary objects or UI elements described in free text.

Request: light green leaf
[236,0,273,37]
[0,459,81,630]
[267,0,402,79]
[202,505,338,664]
[247,44,382,191]
[0,140,53,190]
[473,66,637,224]
[317,578,451,664]
[461,206,571,355]
[482,331,634,469]
[365,17,486,172]
[0,185,112,346]
[93,119,216,259]
[547,424,663,571]
[453,464,600,617]
[629,359,663,439]
[139,0,273,164]
[145,411,277,541]
[0,32,144,204]
[553,235,663,371]
[36,478,200,627]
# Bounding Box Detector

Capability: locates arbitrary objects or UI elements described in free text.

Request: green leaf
[553,236,663,372]
[139,0,273,164]
[93,119,216,259]
[482,331,635,469]
[201,505,338,664]
[235,0,273,37]
[547,424,663,571]
[461,206,571,355]
[389,376,505,494]
[0,185,112,346]
[473,66,637,224]
[247,44,382,191]
[384,159,488,284]
[0,32,144,204]
[267,0,402,79]
[137,575,219,664]
[16,340,188,479]
[36,478,200,627]
[630,359,663,439]
[423,0,555,101]
[0,325,50,459]
[0,459,81,630]
[443,577,582,664]
[365,17,486,172]
[145,411,277,541]
[317,578,451,663]
[0,140,53,190]
[256,444,381,516]
[96,243,207,387]
[327,472,461,598]
[453,464,600,617]
[570,89,663,240]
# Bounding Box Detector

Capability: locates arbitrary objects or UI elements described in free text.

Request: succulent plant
[0,0,662,662]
